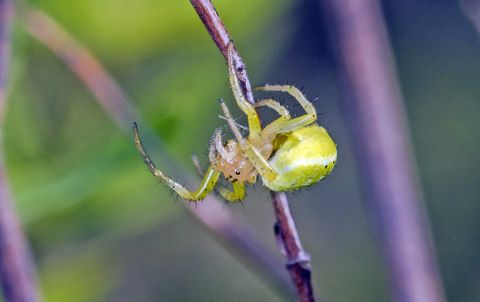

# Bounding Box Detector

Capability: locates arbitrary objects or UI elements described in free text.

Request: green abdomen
[263,125,337,192]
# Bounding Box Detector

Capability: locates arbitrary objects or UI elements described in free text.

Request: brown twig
[189,0,254,105]
[20,7,294,300]
[190,1,316,301]
[0,1,42,301]
[271,192,315,302]
[322,0,447,301]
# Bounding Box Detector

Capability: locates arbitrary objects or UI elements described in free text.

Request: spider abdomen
[263,124,337,192]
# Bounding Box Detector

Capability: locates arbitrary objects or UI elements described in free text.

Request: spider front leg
[255,85,317,134]
[191,150,245,202]
[133,123,220,201]
[219,100,278,182]
[227,43,261,139]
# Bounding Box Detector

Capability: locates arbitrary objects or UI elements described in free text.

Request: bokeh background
[3,0,480,301]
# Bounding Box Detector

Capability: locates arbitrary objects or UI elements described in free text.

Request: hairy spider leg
[213,128,237,162]
[227,44,261,139]
[191,150,246,202]
[189,130,224,176]
[255,85,317,134]
[191,132,218,178]
[255,98,291,119]
[218,182,246,202]
[133,123,220,201]
[254,98,292,139]
[219,100,278,182]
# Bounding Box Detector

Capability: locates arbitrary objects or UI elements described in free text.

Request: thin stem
[461,0,480,33]
[271,192,315,302]
[190,1,316,301]
[19,6,294,300]
[0,1,42,301]
[190,0,255,105]
[322,0,447,301]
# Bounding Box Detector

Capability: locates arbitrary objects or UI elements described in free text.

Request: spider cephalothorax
[211,132,258,185]
[133,44,337,202]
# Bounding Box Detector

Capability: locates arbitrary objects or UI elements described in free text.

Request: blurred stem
[460,0,480,33]
[190,1,316,301]
[0,0,42,301]
[20,8,140,133]
[321,0,447,301]
[18,6,294,300]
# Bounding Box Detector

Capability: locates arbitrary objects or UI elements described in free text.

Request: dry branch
[190,1,316,301]
[190,0,254,105]
[271,192,315,302]
[0,1,42,301]
[321,0,447,301]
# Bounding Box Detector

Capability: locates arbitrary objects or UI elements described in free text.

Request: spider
[133,44,337,202]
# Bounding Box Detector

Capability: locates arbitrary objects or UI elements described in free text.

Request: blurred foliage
[1,0,479,301]
[40,247,118,302]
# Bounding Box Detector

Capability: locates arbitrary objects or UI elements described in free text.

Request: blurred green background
[3,0,480,301]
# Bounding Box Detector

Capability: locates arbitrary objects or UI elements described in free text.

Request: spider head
[215,139,257,184]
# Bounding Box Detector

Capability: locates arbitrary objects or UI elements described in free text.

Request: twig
[19,7,294,300]
[189,0,254,105]
[0,1,42,301]
[190,1,316,301]
[321,0,447,301]
[271,192,315,302]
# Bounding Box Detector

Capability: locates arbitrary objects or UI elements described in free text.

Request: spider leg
[192,153,245,202]
[134,123,220,201]
[255,85,317,133]
[191,128,222,176]
[213,128,237,162]
[218,181,246,202]
[255,98,291,119]
[219,100,278,182]
[218,115,249,132]
[227,43,261,139]
[254,98,294,138]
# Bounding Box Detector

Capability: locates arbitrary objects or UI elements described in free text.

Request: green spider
[133,44,337,202]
